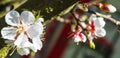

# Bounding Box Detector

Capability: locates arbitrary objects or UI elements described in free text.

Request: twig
[95,12,120,25]
[70,11,84,29]
[87,0,102,7]
[70,11,89,42]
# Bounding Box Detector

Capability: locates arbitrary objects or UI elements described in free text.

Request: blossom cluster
[72,14,106,46]
[56,0,117,48]
[72,1,116,48]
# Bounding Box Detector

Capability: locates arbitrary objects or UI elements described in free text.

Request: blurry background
[0,0,120,58]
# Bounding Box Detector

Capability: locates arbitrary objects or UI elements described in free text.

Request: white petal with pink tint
[74,36,81,42]
[74,33,86,42]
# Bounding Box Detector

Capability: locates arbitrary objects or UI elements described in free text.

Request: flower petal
[81,33,86,42]
[14,32,27,48]
[26,23,43,39]
[74,36,81,42]
[108,4,116,13]
[95,28,106,37]
[20,39,38,52]
[88,33,94,41]
[21,11,35,25]
[1,27,17,40]
[89,14,97,22]
[17,48,30,55]
[35,18,44,30]
[14,32,38,52]
[14,32,39,52]
[32,37,43,50]
[94,17,105,28]
[22,41,38,52]
[5,10,20,26]
[37,18,44,23]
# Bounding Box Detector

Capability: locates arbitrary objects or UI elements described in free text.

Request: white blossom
[1,10,44,55]
[88,14,106,38]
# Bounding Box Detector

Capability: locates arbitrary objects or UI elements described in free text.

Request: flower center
[16,25,33,43]
[90,20,95,32]
[87,20,95,36]
[17,26,24,34]
[17,24,29,34]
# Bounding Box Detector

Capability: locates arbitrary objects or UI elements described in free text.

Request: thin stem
[70,11,84,29]
[87,0,102,7]
[9,46,17,56]
[70,11,89,42]
[95,12,120,25]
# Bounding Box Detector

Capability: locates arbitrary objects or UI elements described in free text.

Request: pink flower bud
[97,3,116,13]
